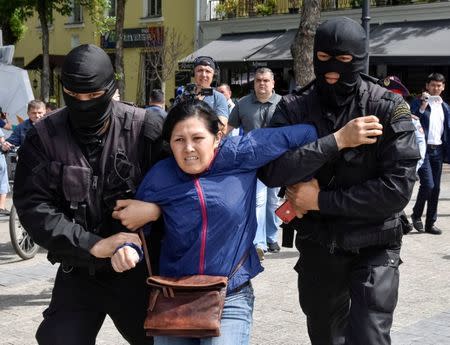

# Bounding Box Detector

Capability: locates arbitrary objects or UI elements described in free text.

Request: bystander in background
[410,72,450,235]
[146,89,167,119]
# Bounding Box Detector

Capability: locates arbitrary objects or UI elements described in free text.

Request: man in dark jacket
[13,44,163,345]
[410,72,450,235]
[259,17,420,345]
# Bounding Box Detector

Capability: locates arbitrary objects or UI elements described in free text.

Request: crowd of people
[8,15,449,345]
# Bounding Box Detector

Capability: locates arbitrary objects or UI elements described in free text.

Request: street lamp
[362,0,370,74]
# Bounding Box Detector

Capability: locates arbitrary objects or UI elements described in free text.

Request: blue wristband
[113,242,144,262]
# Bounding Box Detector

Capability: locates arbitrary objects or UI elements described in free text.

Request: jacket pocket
[62,165,92,204]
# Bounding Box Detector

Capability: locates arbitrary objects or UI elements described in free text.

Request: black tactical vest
[34,101,146,237]
[291,76,416,251]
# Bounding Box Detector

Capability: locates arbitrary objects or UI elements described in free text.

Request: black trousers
[296,239,401,345]
[36,262,153,345]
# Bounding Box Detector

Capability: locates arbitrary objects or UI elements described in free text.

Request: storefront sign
[101,26,164,49]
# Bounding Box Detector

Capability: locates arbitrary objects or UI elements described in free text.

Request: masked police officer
[13,44,164,345]
[259,17,420,345]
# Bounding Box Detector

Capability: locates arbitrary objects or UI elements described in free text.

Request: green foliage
[9,8,31,42]
[79,0,116,35]
[215,0,238,18]
[1,0,114,35]
[255,0,277,15]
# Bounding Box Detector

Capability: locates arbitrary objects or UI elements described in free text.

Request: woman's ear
[214,131,223,148]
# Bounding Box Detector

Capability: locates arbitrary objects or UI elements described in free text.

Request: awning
[247,29,297,61]
[179,31,284,68]
[369,19,450,65]
[24,54,65,70]
[182,19,450,67]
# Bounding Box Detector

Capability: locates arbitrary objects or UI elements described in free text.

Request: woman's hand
[333,115,383,150]
[112,199,161,231]
[111,245,141,273]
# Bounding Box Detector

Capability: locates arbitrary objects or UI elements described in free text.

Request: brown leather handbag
[139,231,248,338]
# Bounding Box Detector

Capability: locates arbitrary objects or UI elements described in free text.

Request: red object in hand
[275,200,296,223]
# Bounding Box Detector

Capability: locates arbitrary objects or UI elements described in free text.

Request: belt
[427,144,441,150]
[228,280,251,295]
[61,262,115,276]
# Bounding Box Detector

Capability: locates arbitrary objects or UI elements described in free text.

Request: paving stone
[1,167,450,344]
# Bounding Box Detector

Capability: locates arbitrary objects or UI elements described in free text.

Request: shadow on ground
[0,285,53,309]
[265,251,299,260]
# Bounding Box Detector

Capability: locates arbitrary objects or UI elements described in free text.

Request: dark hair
[427,73,446,84]
[45,101,57,111]
[162,100,222,142]
[149,89,165,104]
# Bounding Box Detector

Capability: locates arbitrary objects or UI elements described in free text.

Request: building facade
[187,0,450,99]
[14,0,197,105]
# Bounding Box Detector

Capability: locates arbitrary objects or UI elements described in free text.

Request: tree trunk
[290,0,321,88]
[115,0,126,99]
[37,0,50,101]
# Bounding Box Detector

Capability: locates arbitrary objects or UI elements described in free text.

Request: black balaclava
[314,17,367,109]
[61,44,116,139]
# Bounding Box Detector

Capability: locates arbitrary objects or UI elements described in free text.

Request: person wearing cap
[382,76,426,235]
[13,44,164,345]
[192,56,229,130]
[383,76,426,171]
[410,72,450,235]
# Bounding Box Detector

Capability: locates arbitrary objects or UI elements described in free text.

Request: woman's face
[170,116,221,175]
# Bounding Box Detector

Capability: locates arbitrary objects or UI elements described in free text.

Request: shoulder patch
[391,102,411,122]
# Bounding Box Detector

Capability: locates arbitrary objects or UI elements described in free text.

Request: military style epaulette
[391,101,411,122]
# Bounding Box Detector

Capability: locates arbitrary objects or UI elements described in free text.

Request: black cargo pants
[295,239,401,345]
[36,262,153,345]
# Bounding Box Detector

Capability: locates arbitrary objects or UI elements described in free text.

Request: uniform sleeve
[258,97,341,187]
[319,102,421,219]
[13,128,102,259]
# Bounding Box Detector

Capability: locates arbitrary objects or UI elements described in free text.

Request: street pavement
[1,167,450,345]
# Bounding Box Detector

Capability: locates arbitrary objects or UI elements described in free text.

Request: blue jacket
[136,124,317,291]
[411,97,450,162]
[6,119,34,147]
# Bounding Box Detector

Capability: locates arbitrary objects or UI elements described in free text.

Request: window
[108,0,117,17]
[144,0,162,17]
[68,1,83,23]
[137,52,162,105]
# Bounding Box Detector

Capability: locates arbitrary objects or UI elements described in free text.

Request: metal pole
[361,0,370,74]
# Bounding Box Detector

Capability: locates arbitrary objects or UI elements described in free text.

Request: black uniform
[13,44,164,345]
[258,18,420,345]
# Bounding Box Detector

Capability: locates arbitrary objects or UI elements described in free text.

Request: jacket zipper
[194,178,208,274]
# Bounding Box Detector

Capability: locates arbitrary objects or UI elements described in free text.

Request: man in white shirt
[411,73,450,235]
[217,83,240,136]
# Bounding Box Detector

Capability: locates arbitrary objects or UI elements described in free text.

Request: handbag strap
[139,229,153,277]
[139,229,249,279]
